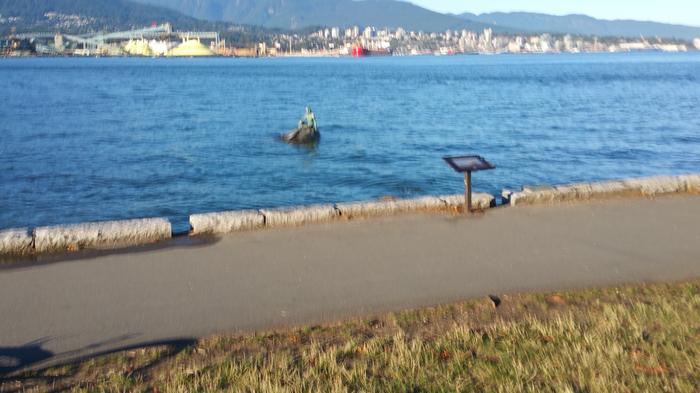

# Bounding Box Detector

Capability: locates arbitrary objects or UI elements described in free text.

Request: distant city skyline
[408,0,700,27]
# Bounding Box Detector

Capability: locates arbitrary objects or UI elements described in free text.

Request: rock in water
[281,125,320,145]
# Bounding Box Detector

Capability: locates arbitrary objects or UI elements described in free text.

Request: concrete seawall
[2,173,698,256]
[189,193,496,235]
[506,174,700,206]
[333,194,494,219]
[439,193,495,211]
[0,218,172,257]
[335,197,446,220]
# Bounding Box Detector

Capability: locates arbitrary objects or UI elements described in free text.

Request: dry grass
[4,280,700,392]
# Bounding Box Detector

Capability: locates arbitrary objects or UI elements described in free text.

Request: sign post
[443,155,495,214]
[464,171,472,213]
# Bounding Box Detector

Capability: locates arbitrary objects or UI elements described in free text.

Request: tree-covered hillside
[460,12,700,41]
[0,0,207,33]
[132,0,498,32]
[0,0,295,43]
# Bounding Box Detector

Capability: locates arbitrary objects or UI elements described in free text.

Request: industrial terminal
[1,23,229,57]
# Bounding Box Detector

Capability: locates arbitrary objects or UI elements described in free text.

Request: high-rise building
[482,28,492,43]
[563,35,574,51]
[479,28,493,51]
[395,28,405,40]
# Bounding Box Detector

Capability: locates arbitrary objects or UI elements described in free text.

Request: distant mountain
[131,0,497,32]
[0,0,204,33]
[0,0,283,44]
[459,12,700,41]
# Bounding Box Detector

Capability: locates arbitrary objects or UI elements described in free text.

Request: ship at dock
[351,45,392,57]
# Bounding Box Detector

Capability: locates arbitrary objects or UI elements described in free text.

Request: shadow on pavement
[0,337,197,391]
[0,234,221,271]
[0,339,54,376]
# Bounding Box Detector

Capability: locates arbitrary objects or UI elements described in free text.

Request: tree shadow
[0,337,197,392]
[0,339,54,376]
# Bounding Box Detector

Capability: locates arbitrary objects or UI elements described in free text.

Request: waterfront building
[540,40,552,53]
[0,39,12,56]
[563,35,574,51]
[538,34,553,52]
[553,40,563,52]
[508,36,524,53]
[479,28,494,52]
[54,33,64,53]
[482,28,493,43]
[395,28,405,40]
[655,44,687,52]
[619,42,648,51]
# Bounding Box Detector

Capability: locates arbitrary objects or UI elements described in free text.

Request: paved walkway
[1,195,699,372]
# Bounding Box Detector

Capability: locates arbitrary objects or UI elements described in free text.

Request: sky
[408,0,700,27]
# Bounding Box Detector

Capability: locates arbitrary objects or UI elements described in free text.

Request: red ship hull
[352,46,391,57]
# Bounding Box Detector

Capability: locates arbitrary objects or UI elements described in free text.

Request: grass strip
[4,279,700,392]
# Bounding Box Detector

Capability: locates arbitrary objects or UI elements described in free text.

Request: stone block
[261,205,339,228]
[190,210,264,235]
[34,218,172,253]
[0,228,33,255]
[439,193,495,210]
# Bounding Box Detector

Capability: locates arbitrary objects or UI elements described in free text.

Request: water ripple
[1,53,699,228]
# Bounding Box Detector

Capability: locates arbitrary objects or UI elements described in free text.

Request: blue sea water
[1,53,699,232]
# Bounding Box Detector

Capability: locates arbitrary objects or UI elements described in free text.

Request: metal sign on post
[443,155,495,214]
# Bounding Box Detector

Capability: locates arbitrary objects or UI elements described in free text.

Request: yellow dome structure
[167,38,215,57]
[123,39,153,56]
